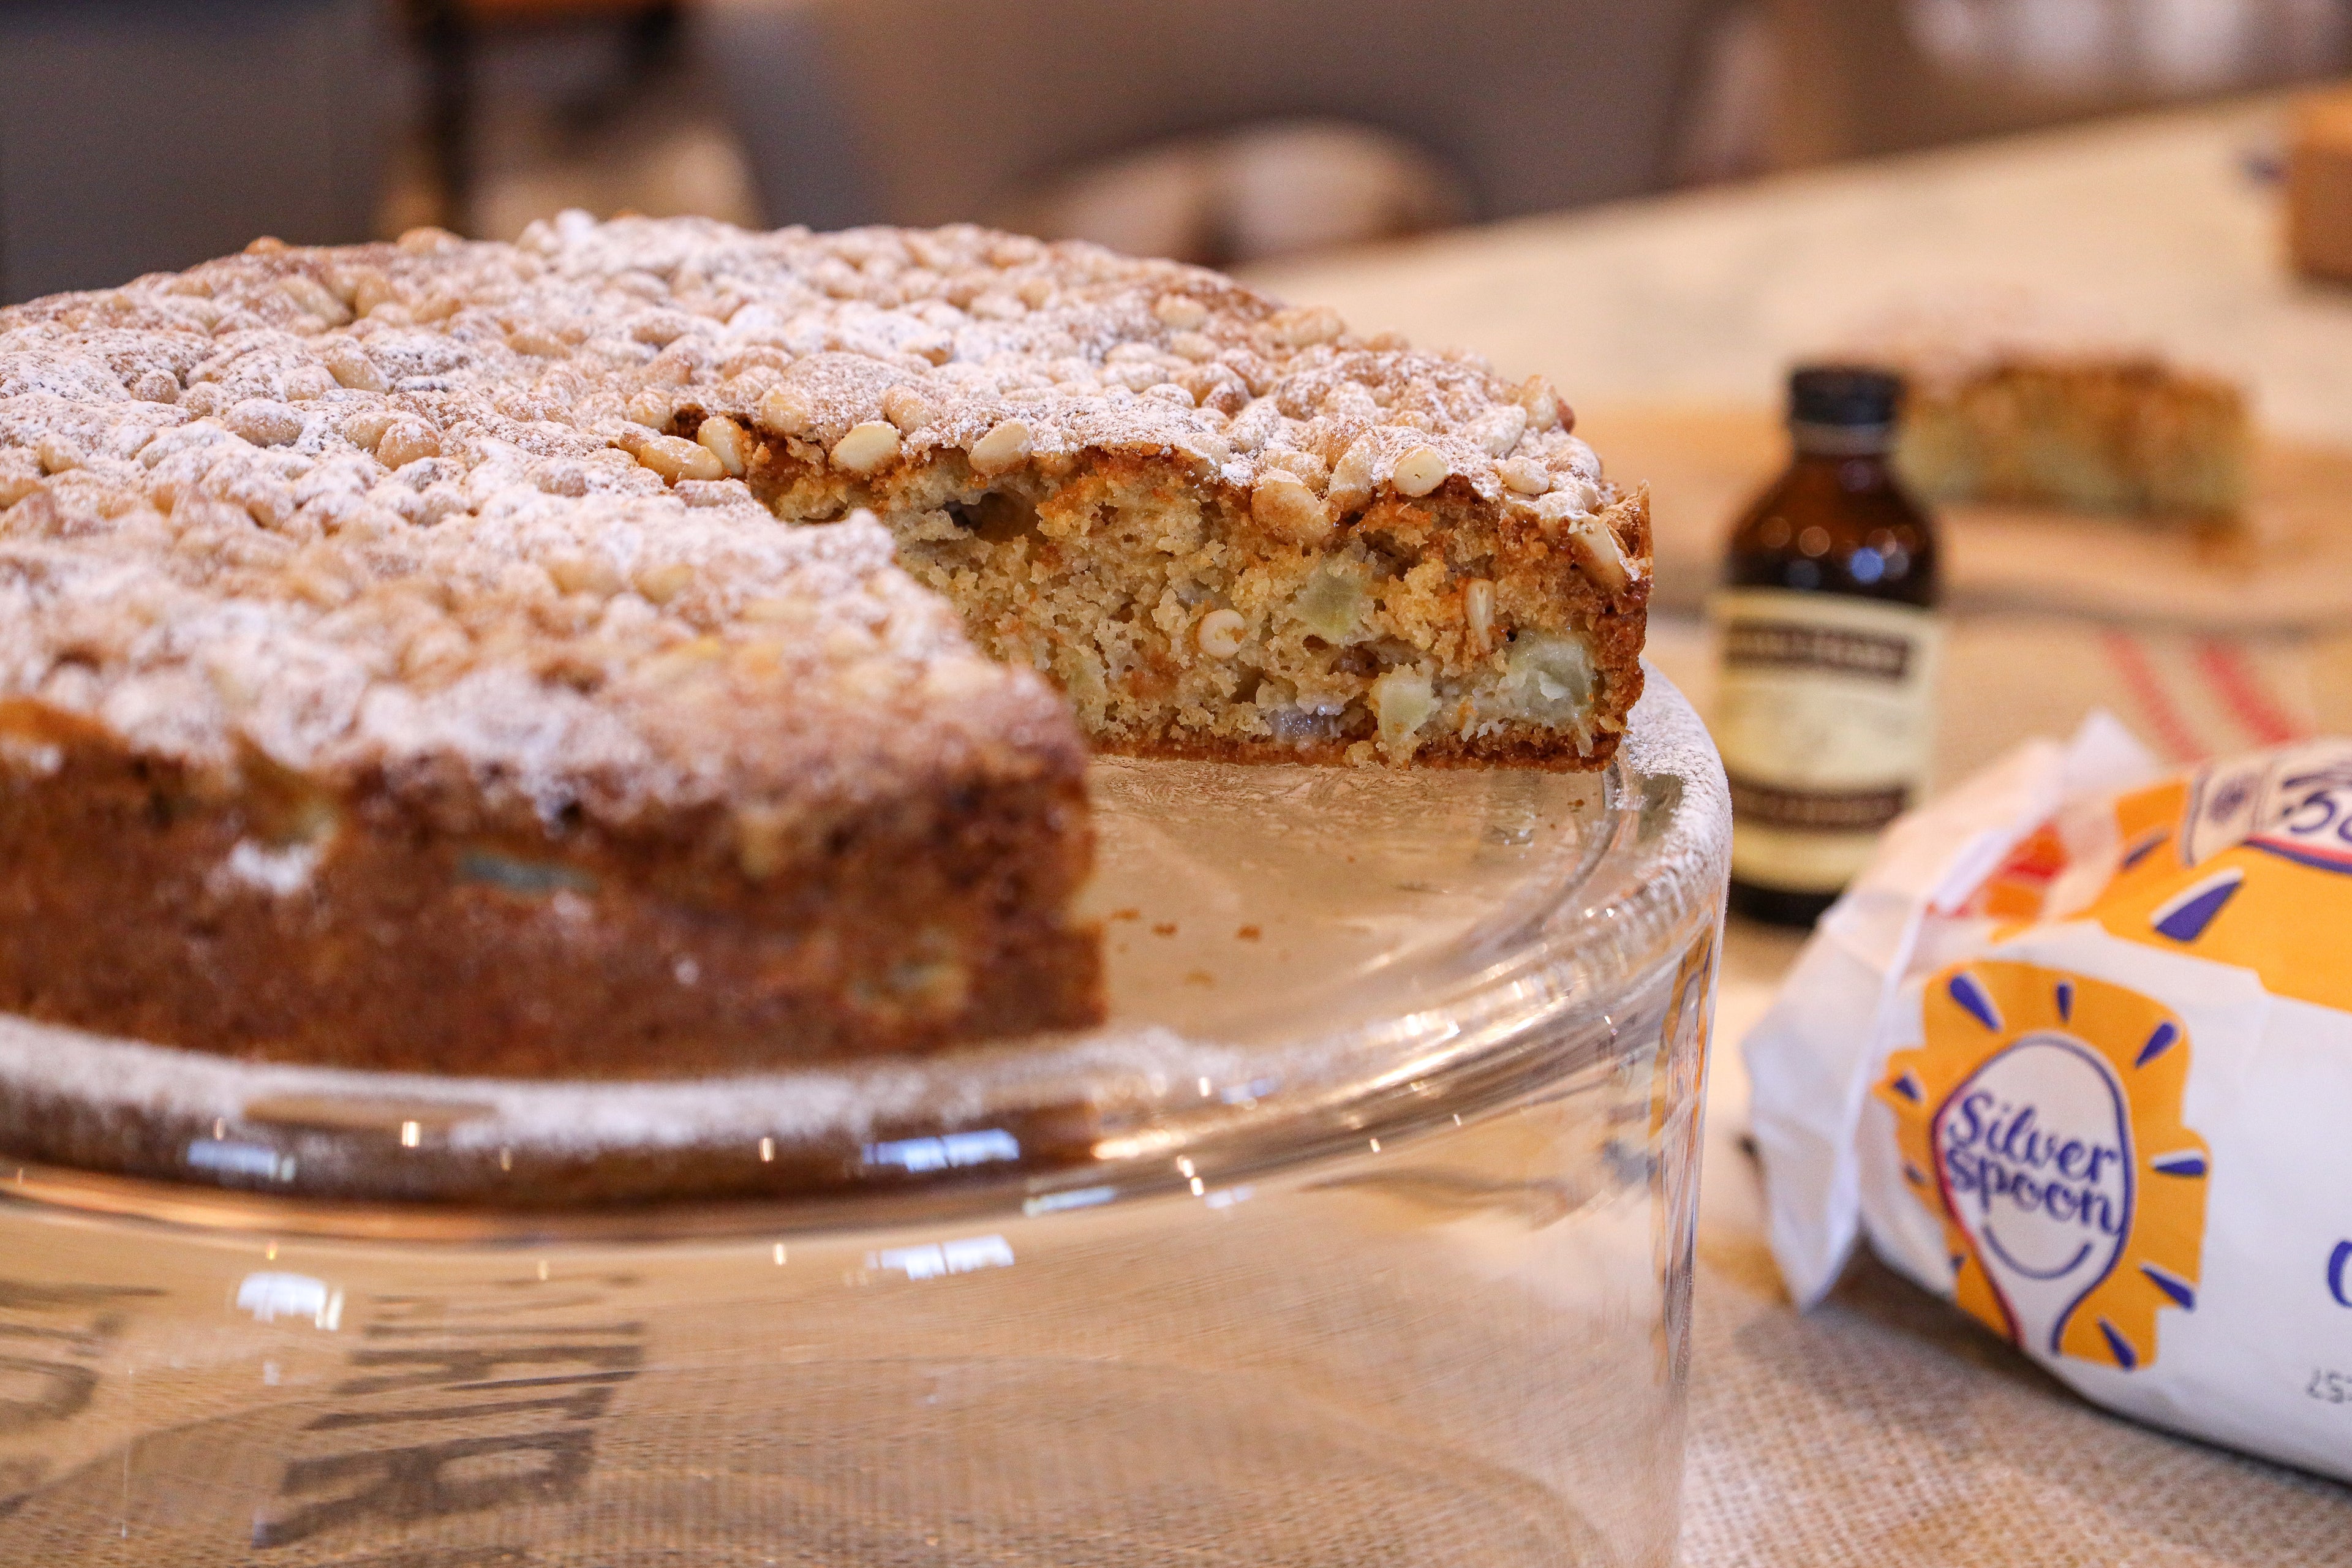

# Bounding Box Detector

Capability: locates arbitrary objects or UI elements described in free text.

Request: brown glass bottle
[1714,368,1943,927]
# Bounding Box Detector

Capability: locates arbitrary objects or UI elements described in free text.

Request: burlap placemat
[1678,1226,2352,1566]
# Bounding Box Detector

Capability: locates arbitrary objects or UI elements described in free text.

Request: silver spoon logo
[1880,961,2207,1374]
[1932,1030,2133,1358]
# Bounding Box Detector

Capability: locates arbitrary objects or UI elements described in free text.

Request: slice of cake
[1896,357,2248,520]
[0,216,1650,1076]
[1845,298,2250,521]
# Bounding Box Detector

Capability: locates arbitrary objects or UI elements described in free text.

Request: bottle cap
[1787,366,1903,454]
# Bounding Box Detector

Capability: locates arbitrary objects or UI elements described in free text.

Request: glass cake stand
[0,670,1729,1568]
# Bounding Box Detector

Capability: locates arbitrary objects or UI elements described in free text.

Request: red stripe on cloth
[2101,631,2206,763]
[2193,639,2304,747]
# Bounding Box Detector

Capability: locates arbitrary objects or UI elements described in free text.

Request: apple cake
[1844,303,2250,520]
[1894,356,2248,520]
[0,216,1651,1076]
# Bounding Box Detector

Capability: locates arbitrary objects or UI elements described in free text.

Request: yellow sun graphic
[1879,960,2208,1373]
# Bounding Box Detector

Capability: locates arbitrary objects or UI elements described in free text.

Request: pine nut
[1514,375,1569,434]
[1267,305,1344,347]
[757,384,815,436]
[696,415,750,477]
[1250,472,1332,545]
[1197,608,1246,658]
[1561,514,1631,593]
[1464,578,1496,648]
[1392,444,1448,498]
[831,421,902,474]
[320,339,386,393]
[1155,293,1208,330]
[969,418,1031,475]
[635,561,697,604]
[1499,457,1551,496]
[228,399,304,448]
[375,418,440,470]
[880,384,935,433]
[627,388,674,429]
[1480,405,1528,456]
[624,431,725,483]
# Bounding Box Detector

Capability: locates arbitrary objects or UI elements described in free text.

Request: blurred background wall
[0,0,390,301]
[0,0,2343,300]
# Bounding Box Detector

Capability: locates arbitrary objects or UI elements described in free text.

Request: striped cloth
[1646,613,2342,789]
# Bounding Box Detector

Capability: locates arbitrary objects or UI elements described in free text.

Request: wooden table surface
[1250,95,2352,1564]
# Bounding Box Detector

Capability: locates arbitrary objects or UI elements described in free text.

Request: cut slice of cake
[1842,297,2250,521]
[1894,356,2248,521]
[0,216,1649,1076]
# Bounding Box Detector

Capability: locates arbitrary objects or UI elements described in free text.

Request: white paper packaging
[1746,714,2352,1481]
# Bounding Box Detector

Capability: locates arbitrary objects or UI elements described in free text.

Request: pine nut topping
[279,274,350,325]
[969,418,1032,475]
[1250,472,1332,545]
[880,384,935,433]
[1392,444,1449,498]
[228,399,304,448]
[757,385,816,436]
[1514,375,1570,434]
[375,418,440,470]
[1480,405,1529,456]
[623,430,725,483]
[696,415,750,477]
[1267,305,1345,347]
[342,407,398,452]
[1561,515,1632,593]
[627,388,674,429]
[320,339,386,393]
[635,562,697,604]
[1154,293,1209,330]
[1499,457,1551,496]
[1325,438,1381,511]
[831,421,902,475]
[347,270,399,317]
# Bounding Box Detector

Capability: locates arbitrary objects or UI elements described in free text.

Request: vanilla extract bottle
[1713,367,1943,927]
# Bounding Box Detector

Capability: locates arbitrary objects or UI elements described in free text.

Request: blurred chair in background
[412,0,703,238]
[693,0,1721,263]
[989,119,1470,270]
[0,0,389,301]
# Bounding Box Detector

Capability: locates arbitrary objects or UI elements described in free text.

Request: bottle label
[1709,587,1943,895]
